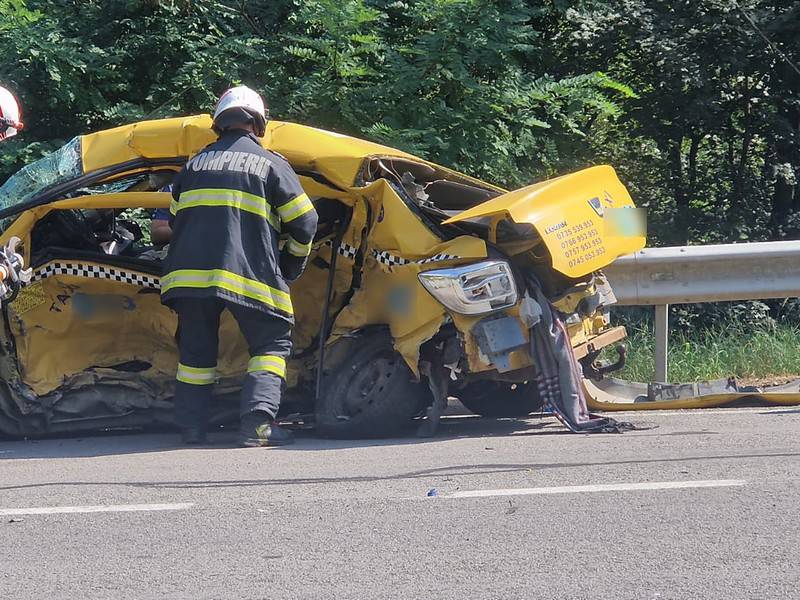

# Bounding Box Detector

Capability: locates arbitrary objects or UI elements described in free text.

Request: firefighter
[162,86,318,446]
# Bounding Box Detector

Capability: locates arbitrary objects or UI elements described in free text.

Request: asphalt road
[1,405,799,600]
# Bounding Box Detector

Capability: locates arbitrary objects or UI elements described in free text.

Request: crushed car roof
[82,114,415,190]
[1,115,500,222]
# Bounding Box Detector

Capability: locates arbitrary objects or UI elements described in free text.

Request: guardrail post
[654,304,669,382]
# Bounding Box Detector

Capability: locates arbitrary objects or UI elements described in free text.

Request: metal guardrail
[603,241,800,382]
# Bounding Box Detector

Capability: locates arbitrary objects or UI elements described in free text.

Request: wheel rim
[338,354,397,418]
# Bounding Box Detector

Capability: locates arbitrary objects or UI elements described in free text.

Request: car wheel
[315,332,429,438]
[457,380,544,418]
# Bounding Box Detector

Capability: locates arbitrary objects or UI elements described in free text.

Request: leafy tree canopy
[1,0,798,248]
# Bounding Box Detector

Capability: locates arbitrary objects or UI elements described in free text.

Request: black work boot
[240,411,294,447]
[180,428,207,445]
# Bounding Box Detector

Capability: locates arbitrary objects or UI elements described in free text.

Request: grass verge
[605,323,800,383]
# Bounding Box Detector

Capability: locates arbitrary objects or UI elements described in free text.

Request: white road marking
[606,406,799,417]
[445,479,746,499]
[0,503,194,516]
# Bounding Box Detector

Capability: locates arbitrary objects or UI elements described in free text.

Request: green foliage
[0,0,634,189]
[564,0,800,245]
[0,0,41,30]
[2,1,800,339]
[3,1,798,240]
[610,323,800,383]
[120,207,154,245]
[614,300,780,335]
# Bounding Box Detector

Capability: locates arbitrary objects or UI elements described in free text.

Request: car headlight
[418,260,518,315]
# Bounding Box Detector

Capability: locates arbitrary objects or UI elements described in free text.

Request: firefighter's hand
[279,253,307,284]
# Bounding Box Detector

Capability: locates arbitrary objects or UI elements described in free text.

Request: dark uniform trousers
[172,297,292,430]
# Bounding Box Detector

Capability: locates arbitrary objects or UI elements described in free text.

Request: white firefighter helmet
[0,86,23,141]
[212,86,267,137]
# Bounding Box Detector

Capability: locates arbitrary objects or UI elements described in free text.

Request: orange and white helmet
[212,86,268,137]
[0,86,23,141]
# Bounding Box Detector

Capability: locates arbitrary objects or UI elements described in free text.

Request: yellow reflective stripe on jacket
[169,199,178,216]
[247,355,286,378]
[176,363,216,385]
[286,235,313,258]
[175,188,280,231]
[161,269,293,315]
[277,193,314,223]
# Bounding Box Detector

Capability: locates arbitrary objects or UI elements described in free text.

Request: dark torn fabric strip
[527,277,631,433]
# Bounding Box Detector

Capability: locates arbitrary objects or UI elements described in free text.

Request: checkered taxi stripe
[323,240,358,260]
[28,262,161,289]
[372,250,460,267]
[26,249,457,288]
[323,242,457,265]
[336,242,358,259]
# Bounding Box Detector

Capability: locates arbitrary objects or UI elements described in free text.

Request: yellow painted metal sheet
[583,378,800,410]
[5,115,639,395]
[8,264,249,396]
[55,191,170,210]
[2,186,361,395]
[362,179,489,262]
[444,165,646,278]
[80,115,413,190]
[330,181,489,375]
[78,115,501,197]
[267,123,414,189]
[81,115,216,173]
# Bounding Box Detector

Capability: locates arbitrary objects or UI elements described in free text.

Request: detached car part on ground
[0,115,649,438]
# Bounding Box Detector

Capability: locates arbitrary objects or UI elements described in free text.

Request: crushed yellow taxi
[0,115,644,437]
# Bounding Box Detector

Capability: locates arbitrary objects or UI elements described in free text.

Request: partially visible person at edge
[161,86,318,447]
[0,85,24,142]
[150,184,172,246]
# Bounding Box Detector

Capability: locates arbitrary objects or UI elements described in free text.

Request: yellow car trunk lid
[443,165,645,278]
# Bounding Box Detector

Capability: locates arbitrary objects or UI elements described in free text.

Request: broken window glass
[0,137,83,220]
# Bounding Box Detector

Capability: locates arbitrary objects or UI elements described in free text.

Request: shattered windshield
[71,173,150,197]
[0,137,83,213]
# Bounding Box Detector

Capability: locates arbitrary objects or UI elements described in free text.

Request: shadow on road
[0,414,573,460]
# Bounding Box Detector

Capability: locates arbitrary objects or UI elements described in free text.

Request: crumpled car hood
[443,165,646,278]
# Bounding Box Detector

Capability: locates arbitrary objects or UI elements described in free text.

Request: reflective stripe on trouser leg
[176,363,217,385]
[174,363,217,429]
[242,355,286,419]
[247,355,286,378]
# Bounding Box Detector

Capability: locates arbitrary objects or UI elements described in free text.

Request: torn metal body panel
[583,377,800,410]
[0,115,650,437]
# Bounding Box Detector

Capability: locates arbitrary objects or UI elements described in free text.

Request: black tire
[457,380,544,418]
[315,332,429,438]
